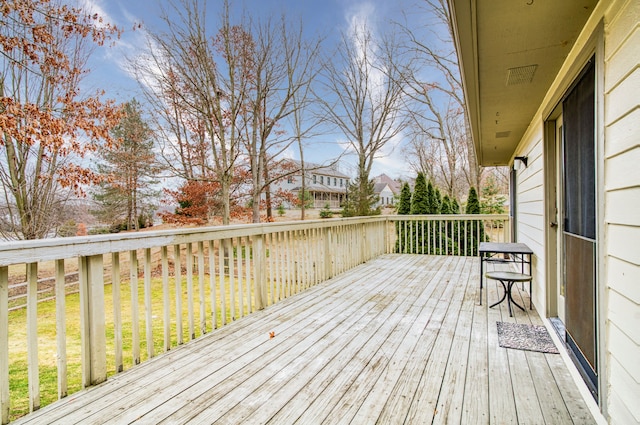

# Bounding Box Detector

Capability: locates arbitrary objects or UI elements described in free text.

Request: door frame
[542,23,606,409]
[544,114,564,319]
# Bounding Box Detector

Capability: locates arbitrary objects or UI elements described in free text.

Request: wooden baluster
[174,245,183,345]
[284,231,291,298]
[26,263,39,411]
[161,247,170,352]
[129,251,140,364]
[197,241,206,333]
[209,241,217,328]
[291,230,298,294]
[218,240,226,324]
[235,238,243,317]
[144,248,154,359]
[275,233,282,300]
[112,253,123,372]
[227,239,235,321]
[185,243,195,340]
[324,228,332,280]
[55,260,67,398]
[301,230,308,290]
[245,238,252,313]
[267,234,275,304]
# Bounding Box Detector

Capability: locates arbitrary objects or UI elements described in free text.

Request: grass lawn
[8,273,252,421]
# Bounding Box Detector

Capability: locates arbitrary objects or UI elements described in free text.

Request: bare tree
[243,15,323,222]
[399,0,482,198]
[403,104,468,198]
[318,23,409,216]
[133,0,255,225]
[289,56,324,221]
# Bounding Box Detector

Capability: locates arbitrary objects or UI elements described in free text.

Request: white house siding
[509,1,640,422]
[376,186,396,207]
[513,128,546,309]
[603,0,640,423]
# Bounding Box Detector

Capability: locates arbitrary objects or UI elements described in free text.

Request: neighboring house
[373,182,394,208]
[450,1,639,423]
[372,174,401,207]
[272,160,349,209]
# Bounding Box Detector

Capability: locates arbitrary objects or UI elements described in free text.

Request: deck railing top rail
[0,216,389,267]
[0,214,508,267]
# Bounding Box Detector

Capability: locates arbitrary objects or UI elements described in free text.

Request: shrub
[319,204,333,219]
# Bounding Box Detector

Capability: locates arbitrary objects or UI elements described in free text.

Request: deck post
[79,255,107,387]
[253,234,267,310]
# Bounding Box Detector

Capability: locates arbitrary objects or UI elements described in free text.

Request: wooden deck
[15,255,595,424]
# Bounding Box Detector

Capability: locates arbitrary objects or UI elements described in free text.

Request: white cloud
[346,2,376,39]
[80,0,113,28]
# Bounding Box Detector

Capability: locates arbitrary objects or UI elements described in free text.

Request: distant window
[313,175,317,184]
[320,176,324,184]
[334,178,337,186]
[287,177,293,184]
[340,179,343,187]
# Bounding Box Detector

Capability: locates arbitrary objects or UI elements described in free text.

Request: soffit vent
[496,131,511,138]
[506,64,538,86]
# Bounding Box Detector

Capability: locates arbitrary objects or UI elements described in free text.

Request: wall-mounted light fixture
[513,156,528,171]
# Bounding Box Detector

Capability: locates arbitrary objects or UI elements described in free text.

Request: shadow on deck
[15,255,595,424]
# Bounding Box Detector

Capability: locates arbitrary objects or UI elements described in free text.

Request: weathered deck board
[14,255,595,425]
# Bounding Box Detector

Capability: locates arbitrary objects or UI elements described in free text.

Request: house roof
[288,159,350,179]
[373,182,389,194]
[292,185,346,194]
[373,173,401,194]
[448,0,598,166]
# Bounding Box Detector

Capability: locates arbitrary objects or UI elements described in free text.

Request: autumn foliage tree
[160,180,221,226]
[0,0,121,239]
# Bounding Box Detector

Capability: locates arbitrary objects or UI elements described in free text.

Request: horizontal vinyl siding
[604,0,640,423]
[605,187,640,226]
[515,130,546,308]
[609,356,640,423]
[605,144,640,190]
[605,107,639,158]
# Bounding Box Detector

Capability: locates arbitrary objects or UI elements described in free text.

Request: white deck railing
[0,214,508,423]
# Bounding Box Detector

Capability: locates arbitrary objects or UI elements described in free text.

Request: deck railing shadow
[0,214,508,423]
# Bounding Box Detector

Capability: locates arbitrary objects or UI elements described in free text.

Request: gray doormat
[497,322,560,354]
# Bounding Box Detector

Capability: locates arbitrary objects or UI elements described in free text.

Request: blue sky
[81,0,426,180]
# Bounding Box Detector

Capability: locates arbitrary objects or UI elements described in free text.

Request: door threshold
[550,316,566,341]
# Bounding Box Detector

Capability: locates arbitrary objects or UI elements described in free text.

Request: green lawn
[8,274,255,421]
